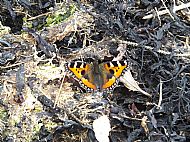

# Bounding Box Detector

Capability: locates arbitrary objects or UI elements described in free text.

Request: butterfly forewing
[68,62,88,79]
[104,61,127,78]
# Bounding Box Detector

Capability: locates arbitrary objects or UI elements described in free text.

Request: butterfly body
[66,60,127,92]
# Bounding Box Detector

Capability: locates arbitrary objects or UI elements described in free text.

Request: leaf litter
[0,0,190,142]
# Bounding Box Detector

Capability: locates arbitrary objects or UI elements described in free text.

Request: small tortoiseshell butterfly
[66,60,127,92]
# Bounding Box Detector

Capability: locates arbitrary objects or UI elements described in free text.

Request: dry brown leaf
[120,70,152,97]
[141,116,149,134]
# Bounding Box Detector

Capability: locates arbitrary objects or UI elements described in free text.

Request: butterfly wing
[67,62,97,90]
[102,61,127,89]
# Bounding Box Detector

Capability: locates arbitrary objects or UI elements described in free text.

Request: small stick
[0,62,24,69]
[143,2,190,19]
[113,39,190,57]
[157,79,163,109]
[160,0,174,20]
[54,68,66,108]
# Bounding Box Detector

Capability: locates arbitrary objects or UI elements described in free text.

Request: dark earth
[0,0,190,142]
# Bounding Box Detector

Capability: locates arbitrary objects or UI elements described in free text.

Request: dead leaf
[120,69,152,97]
[141,116,149,134]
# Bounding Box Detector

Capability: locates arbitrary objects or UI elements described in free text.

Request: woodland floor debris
[0,0,190,142]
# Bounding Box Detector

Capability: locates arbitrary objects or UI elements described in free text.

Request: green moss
[0,108,8,122]
[46,5,76,26]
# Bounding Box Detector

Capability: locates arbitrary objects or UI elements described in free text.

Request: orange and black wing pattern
[67,62,97,90]
[67,60,127,92]
[102,61,127,89]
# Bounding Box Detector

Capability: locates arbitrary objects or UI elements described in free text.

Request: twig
[160,0,174,20]
[157,79,163,109]
[27,11,52,21]
[113,39,190,57]
[116,114,150,122]
[0,62,24,69]
[143,2,190,19]
[54,65,66,108]
[155,7,161,26]
[173,1,190,13]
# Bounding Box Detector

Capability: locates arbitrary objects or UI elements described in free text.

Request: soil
[0,0,190,142]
